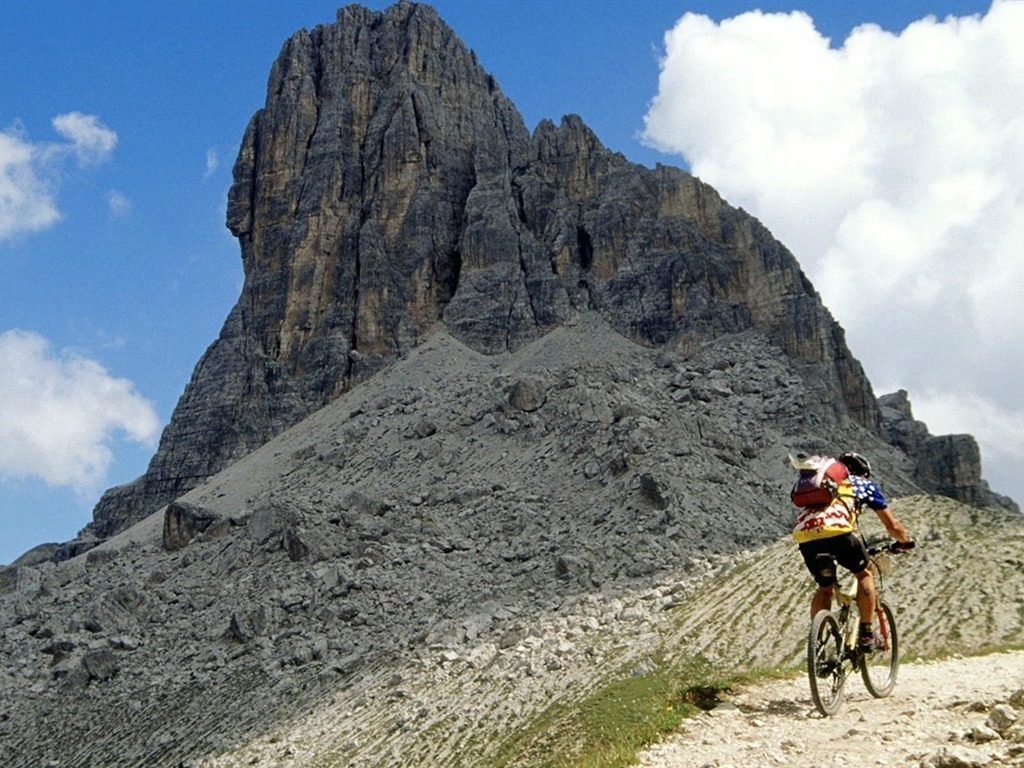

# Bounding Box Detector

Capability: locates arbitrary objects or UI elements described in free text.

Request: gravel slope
[2,319,1022,767]
[637,651,1024,768]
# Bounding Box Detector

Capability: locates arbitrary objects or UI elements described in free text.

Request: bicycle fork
[839,588,890,655]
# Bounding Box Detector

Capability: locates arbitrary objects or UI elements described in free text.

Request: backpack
[790,456,849,508]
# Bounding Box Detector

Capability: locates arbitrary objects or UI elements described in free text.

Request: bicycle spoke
[808,610,846,716]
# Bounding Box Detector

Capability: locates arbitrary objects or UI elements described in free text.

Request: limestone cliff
[879,390,1017,512]
[91,2,887,537]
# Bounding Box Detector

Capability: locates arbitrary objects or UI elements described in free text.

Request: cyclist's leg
[830,533,873,626]
[853,568,875,625]
[799,540,839,617]
[812,583,835,618]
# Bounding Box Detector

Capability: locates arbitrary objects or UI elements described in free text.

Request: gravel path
[636,651,1024,768]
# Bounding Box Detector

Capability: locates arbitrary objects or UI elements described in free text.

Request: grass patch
[489,655,738,768]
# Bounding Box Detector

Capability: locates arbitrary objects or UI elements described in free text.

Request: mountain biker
[791,451,915,653]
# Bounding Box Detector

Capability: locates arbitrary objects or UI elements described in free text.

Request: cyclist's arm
[873,506,911,543]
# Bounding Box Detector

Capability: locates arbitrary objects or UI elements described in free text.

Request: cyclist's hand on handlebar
[891,539,916,553]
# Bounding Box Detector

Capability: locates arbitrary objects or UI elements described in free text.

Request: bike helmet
[838,452,872,477]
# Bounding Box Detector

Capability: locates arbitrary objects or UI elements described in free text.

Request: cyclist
[792,452,915,653]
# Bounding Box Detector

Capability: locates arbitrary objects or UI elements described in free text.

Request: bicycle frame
[832,580,858,654]
[832,546,893,654]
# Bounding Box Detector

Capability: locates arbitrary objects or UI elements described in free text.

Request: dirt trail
[636,651,1024,768]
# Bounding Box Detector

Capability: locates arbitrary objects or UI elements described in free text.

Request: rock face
[89,2,879,538]
[879,390,1017,512]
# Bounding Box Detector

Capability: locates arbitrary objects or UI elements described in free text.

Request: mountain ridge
[85,0,921,544]
[0,3,1019,766]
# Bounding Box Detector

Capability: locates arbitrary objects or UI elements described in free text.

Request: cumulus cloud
[0,113,117,243]
[0,330,160,494]
[51,111,117,166]
[642,1,1024,501]
[0,127,61,241]
[914,389,1024,460]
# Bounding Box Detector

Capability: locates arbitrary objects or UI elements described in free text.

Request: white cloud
[643,0,1024,502]
[51,111,117,166]
[0,113,117,243]
[0,127,61,241]
[205,148,219,179]
[107,189,131,217]
[0,330,160,494]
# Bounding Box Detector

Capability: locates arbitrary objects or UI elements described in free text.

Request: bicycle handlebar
[867,540,916,556]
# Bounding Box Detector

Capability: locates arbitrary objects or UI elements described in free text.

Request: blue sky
[1,0,1013,564]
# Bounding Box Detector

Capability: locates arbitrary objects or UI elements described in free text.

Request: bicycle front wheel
[808,609,846,716]
[860,599,899,697]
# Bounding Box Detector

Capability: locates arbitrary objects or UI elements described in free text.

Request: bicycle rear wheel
[861,599,899,697]
[808,609,846,716]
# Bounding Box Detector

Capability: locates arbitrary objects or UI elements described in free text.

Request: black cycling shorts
[798,533,869,587]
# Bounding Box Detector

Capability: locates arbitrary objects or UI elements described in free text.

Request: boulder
[162,502,222,551]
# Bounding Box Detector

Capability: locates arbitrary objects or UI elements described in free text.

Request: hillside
[2,315,1022,766]
[198,495,1024,768]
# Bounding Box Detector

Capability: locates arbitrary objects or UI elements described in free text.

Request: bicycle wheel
[808,609,846,716]
[861,599,899,697]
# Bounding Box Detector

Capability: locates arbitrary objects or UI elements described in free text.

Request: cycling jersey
[849,475,887,511]
[791,474,888,543]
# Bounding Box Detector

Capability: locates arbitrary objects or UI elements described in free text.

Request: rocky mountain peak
[2,5,1020,766]
[86,1,1001,542]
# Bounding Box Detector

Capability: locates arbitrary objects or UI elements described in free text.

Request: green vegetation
[490,656,781,768]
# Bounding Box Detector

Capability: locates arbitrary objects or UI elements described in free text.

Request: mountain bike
[807,541,908,716]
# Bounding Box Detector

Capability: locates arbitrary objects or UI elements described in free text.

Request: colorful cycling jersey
[791,474,889,543]
[849,475,887,511]
[791,474,851,543]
